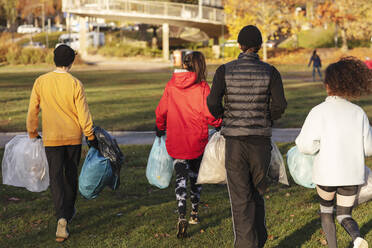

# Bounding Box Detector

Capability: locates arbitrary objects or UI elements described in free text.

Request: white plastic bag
[146,136,174,189]
[355,166,372,205]
[197,131,226,184]
[2,135,49,192]
[268,141,289,185]
[287,146,316,189]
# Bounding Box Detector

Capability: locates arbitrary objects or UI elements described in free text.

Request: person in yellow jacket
[27,44,97,242]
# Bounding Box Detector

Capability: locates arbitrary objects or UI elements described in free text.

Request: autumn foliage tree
[314,0,372,51]
[224,0,305,60]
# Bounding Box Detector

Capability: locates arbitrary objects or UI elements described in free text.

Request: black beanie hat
[54,44,76,67]
[237,25,262,49]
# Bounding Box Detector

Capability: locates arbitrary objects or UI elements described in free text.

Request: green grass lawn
[1,64,372,132]
[1,144,372,247]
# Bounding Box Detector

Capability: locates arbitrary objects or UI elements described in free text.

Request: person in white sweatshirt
[296,57,372,248]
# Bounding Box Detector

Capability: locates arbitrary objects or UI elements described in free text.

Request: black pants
[225,136,271,248]
[45,145,81,221]
[174,157,202,217]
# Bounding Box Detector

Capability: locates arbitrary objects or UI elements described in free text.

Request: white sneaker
[354,237,368,248]
[56,218,69,242]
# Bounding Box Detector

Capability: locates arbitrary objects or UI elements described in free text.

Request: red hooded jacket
[156,70,222,160]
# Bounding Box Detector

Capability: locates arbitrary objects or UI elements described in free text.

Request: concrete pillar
[79,16,88,56]
[66,12,70,32]
[162,23,169,61]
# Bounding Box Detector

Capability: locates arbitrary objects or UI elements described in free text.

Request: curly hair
[324,56,372,98]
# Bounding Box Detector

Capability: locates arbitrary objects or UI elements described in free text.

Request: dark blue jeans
[313,66,322,81]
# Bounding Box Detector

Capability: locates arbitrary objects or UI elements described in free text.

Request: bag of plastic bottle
[79,147,115,199]
[2,135,49,192]
[268,141,289,185]
[197,131,226,184]
[93,126,124,190]
[146,136,174,189]
[287,146,316,188]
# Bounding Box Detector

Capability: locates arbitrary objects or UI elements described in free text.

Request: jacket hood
[171,70,198,89]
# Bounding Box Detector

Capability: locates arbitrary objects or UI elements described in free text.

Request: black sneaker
[189,212,200,224]
[176,218,188,239]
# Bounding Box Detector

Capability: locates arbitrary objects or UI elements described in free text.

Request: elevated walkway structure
[62,0,226,59]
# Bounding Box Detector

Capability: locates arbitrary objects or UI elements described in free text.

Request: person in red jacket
[155,51,221,238]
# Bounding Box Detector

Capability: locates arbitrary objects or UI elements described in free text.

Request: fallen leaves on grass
[268,235,275,241]
[320,238,327,246]
[154,233,170,238]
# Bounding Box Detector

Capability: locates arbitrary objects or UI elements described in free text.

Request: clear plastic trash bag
[355,166,372,205]
[2,135,49,192]
[268,141,289,185]
[286,146,316,188]
[146,136,174,189]
[197,131,226,184]
[79,147,115,200]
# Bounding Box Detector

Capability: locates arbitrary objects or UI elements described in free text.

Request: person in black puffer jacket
[207,25,287,248]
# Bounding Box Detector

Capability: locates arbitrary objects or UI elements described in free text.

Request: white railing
[62,0,225,24]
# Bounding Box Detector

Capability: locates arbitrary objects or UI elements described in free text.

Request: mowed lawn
[1,144,372,248]
[1,64,372,132]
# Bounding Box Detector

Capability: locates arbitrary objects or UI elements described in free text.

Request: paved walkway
[0,128,300,147]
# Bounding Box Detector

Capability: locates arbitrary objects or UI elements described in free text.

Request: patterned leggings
[317,185,361,248]
[174,157,202,217]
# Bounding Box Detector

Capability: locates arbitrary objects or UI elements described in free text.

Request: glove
[155,125,165,137]
[86,135,99,150]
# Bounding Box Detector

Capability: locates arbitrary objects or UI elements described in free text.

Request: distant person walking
[308,49,322,81]
[27,45,97,242]
[207,25,287,248]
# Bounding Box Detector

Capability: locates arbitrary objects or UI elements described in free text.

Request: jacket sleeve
[207,65,226,119]
[308,56,313,67]
[363,113,372,157]
[269,66,287,121]
[203,84,222,127]
[155,85,169,131]
[74,80,94,140]
[26,79,41,138]
[295,108,321,155]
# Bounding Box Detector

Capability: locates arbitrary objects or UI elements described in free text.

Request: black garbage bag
[93,126,124,190]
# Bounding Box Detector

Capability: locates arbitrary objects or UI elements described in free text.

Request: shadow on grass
[277,218,319,247]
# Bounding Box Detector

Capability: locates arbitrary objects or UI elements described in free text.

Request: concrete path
[0,128,300,147]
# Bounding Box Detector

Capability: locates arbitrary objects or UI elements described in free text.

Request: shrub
[5,45,22,65]
[196,47,214,60]
[19,48,46,64]
[223,46,240,59]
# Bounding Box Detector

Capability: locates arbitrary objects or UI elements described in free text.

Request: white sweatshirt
[295,96,372,186]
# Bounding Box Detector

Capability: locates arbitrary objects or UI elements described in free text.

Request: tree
[314,0,372,51]
[224,0,297,61]
[281,1,307,48]
[1,0,19,31]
